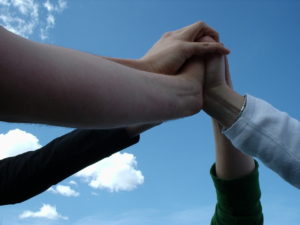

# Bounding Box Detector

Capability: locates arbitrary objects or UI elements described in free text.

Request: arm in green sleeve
[210,161,263,225]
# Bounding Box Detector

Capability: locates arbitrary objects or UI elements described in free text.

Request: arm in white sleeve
[223,95,300,189]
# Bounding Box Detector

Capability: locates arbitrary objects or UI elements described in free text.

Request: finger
[200,29,220,42]
[224,56,233,88]
[206,54,225,75]
[185,42,230,57]
[199,35,215,43]
[176,21,219,42]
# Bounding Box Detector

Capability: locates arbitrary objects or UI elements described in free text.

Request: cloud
[40,0,67,40]
[0,129,143,194]
[48,184,79,197]
[0,128,41,160]
[19,204,68,220]
[76,152,144,192]
[0,0,67,40]
[69,180,77,186]
[43,0,66,12]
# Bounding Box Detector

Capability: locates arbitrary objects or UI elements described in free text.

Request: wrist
[203,85,244,128]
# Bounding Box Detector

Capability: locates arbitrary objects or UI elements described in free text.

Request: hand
[199,35,234,91]
[200,36,244,128]
[198,36,227,91]
[124,56,206,137]
[141,22,230,75]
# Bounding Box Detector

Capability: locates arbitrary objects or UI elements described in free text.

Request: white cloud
[43,0,66,12]
[48,184,79,197]
[0,129,41,160]
[69,180,77,186]
[0,0,10,6]
[12,0,38,15]
[76,152,144,192]
[47,14,55,26]
[40,0,67,40]
[43,0,54,11]
[19,204,68,220]
[0,0,67,40]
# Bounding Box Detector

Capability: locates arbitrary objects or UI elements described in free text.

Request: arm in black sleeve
[0,128,139,205]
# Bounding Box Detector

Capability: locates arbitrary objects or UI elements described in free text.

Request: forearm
[223,95,300,188]
[0,27,196,128]
[101,57,162,137]
[206,82,254,179]
[0,128,139,205]
[212,119,255,180]
[204,85,244,128]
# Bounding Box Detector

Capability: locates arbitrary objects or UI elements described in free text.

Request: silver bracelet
[235,95,247,122]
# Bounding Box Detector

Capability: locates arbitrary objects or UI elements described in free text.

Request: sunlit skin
[0,22,229,129]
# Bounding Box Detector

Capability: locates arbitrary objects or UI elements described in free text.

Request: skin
[202,51,245,128]
[200,36,255,178]
[211,59,255,179]
[0,22,229,129]
[124,34,255,179]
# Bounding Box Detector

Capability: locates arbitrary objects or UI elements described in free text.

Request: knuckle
[162,31,173,38]
[196,21,204,25]
[196,21,205,27]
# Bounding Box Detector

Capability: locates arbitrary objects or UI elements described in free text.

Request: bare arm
[0,25,224,128]
[0,23,228,129]
[213,120,255,179]
[211,56,254,179]
[0,26,182,128]
[203,37,300,189]
[205,47,263,224]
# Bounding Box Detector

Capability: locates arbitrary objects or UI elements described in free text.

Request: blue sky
[1,0,300,224]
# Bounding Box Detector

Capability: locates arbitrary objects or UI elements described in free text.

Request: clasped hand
[109,21,232,118]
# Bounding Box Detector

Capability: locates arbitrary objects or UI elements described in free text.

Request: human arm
[210,161,263,225]
[103,22,225,136]
[202,42,262,223]
[0,22,228,129]
[211,117,263,225]
[223,95,300,189]
[202,36,300,189]
[0,128,139,205]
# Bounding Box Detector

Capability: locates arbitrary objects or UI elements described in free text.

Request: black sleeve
[0,128,139,205]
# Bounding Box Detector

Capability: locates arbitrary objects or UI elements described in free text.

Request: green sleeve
[210,161,263,225]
